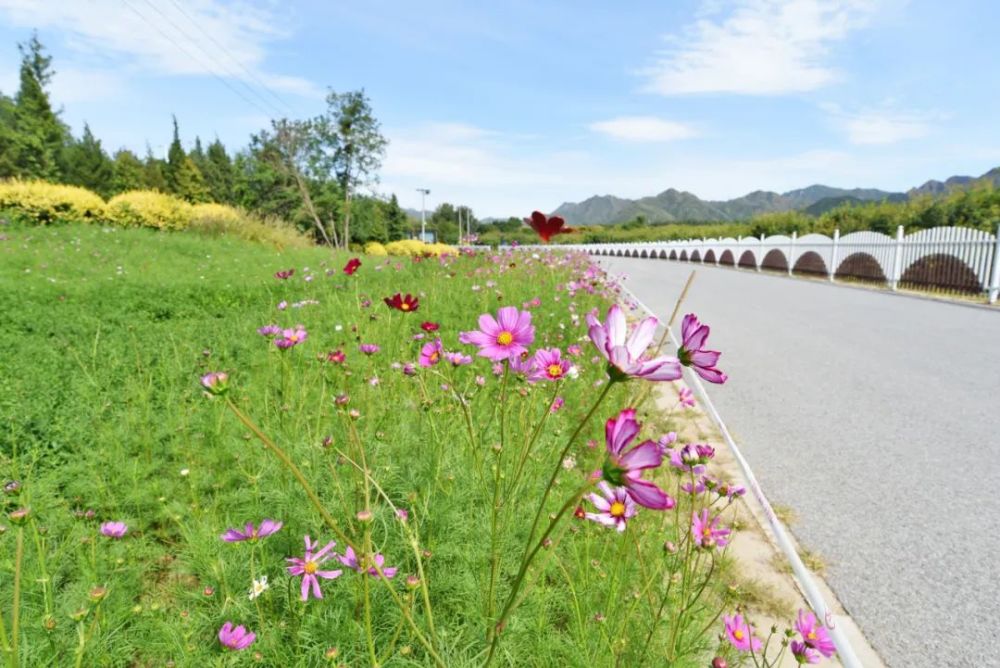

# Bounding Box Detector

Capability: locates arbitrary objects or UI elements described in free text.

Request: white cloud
[0,0,321,105]
[823,103,937,144]
[588,116,699,142]
[642,0,879,95]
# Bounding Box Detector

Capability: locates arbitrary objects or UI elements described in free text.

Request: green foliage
[142,146,168,193]
[61,123,114,198]
[110,149,146,194]
[0,180,105,224]
[203,138,235,204]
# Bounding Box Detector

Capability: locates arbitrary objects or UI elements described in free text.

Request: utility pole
[417,188,430,241]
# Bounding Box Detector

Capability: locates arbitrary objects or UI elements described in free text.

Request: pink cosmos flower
[585,482,636,532]
[275,326,307,349]
[99,521,128,538]
[795,610,836,658]
[600,409,675,510]
[678,385,695,408]
[218,621,256,651]
[566,344,582,357]
[327,349,346,364]
[691,509,731,549]
[359,343,380,355]
[221,519,282,543]
[586,305,681,382]
[458,306,535,361]
[724,614,762,652]
[200,372,228,396]
[286,536,343,600]
[791,641,821,664]
[419,339,443,367]
[257,324,281,337]
[678,314,727,384]
[444,352,472,366]
[527,348,571,383]
[339,546,398,579]
[669,444,710,475]
[551,396,564,413]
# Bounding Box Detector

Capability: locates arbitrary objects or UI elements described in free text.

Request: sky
[0,0,998,218]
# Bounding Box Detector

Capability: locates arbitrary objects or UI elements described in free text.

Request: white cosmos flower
[248,576,269,600]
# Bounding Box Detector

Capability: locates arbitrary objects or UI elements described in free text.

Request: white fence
[554,225,1000,303]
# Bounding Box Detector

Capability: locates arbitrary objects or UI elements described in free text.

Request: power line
[136,0,290,118]
[164,0,298,116]
[120,0,279,120]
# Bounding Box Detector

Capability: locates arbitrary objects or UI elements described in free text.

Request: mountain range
[550,166,1000,226]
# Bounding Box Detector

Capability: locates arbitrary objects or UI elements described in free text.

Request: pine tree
[165,115,187,194]
[173,156,210,203]
[111,149,145,194]
[142,145,168,192]
[62,123,113,197]
[0,92,17,178]
[385,193,409,240]
[11,33,68,180]
[203,138,235,203]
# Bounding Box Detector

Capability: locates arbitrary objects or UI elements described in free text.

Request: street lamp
[417,188,430,241]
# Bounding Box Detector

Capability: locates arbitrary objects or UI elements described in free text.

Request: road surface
[598,256,1000,668]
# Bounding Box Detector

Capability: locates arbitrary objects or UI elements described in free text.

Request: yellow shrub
[190,202,243,227]
[0,180,106,224]
[106,191,193,230]
[364,241,388,256]
[384,239,457,257]
[189,204,312,249]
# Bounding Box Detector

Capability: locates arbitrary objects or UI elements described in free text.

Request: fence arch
[704,249,717,264]
[793,251,828,276]
[761,249,789,272]
[835,253,886,283]
[738,250,757,269]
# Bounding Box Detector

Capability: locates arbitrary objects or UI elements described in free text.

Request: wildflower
[458,306,535,361]
[678,314,727,384]
[567,344,582,356]
[525,211,570,243]
[791,641,821,664]
[359,343,380,355]
[527,348,571,383]
[492,362,504,376]
[274,269,294,280]
[419,339,443,367]
[585,482,636,532]
[384,293,420,312]
[586,305,681,382]
[286,536,343,600]
[277,300,288,310]
[657,432,677,454]
[421,321,440,332]
[99,521,128,538]
[339,546,398,578]
[508,351,536,376]
[4,480,22,495]
[551,396,565,413]
[669,444,710,474]
[600,409,675,509]
[257,324,280,337]
[724,614,761,652]
[368,376,380,387]
[180,468,190,477]
[795,610,836,658]
[475,375,486,386]
[218,621,256,651]
[444,351,472,366]
[200,372,229,396]
[396,508,409,522]
[275,326,307,349]
[712,658,728,668]
[335,394,350,405]
[221,519,282,543]
[402,363,417,376]
[678,385,695,408]
[562,455,577,470]
[248,576,269,600]
[327,349,346,364]
[343,258,361,275]
[691,509,731,549]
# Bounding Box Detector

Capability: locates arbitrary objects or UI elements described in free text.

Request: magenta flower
[458,306,535,361]
[669,444,710,475]
[200,372,229,396]
[99,521,128,538]
[338,546,398,579]
[795,610,836,658]
[691,509,730,549]
[527,348,571,383]
[551,396,564,413]
[585,482,637,532]
[600,409,675,510]
[218,621,256,651]
[444,351,472,366]
[221,519,282,543]
[275,326,307,349]
[508,351,536,376]
[286,536,343,600]
[791,641,821,664]
[678,385,695,408]
[678,314,727,384]
[586,305,681,382]
[359,343,380,355]
[724,614,761,652]
[257,324,281,337]
[419,339,443,367]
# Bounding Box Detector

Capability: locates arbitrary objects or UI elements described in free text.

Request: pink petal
[625,317,658,361]
[619,440,662,471]
[632,357,683,381]
[606,305,627,348]
[625,479,674,509]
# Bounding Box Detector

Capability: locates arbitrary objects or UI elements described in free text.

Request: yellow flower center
[497,331,514,346]
[734,629,744,641]
[547,364,564,378]
[808,630,816,640]
[610,501,626,518]
[304,561,318,575]
[401,302,410,310]
[289,334,299,343]
[703,527,712,538]
[430,351,439,362]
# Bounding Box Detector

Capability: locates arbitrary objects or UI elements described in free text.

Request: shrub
[363,241,388,256]
[106,190,193,230]
[0,179,106,225]
[384,239,457,257]
[189,203,312,249]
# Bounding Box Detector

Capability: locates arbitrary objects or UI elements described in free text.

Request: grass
[0,222,767,666]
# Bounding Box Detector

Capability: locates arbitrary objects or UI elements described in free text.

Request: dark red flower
[524,211,572,243]
[384,293,419,312]
[274,268,295,280]
[327,349,346,364]
[343,258,361,275]
[420,321,440,332]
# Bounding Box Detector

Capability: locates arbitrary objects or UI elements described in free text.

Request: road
[597,256,1000,668]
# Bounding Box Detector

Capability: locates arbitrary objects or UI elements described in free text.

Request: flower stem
[11,527,24,667]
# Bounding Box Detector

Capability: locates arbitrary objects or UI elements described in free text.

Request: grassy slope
[0,224,736,667]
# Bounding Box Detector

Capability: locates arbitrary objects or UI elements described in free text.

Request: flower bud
[8,507,30,525]
[712,658,728,668]
[70,608,89,622]
[42,615,56,631]
[3,480,21,495]
[356,510,373,522]
[88,586,108,603]
[324,647,340,661]
[199,372,229,396]
[405,575,420,589]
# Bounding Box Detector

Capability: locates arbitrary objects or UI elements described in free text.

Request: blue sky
[1,0,998,217]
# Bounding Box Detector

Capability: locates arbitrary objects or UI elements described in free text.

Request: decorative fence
[556,225,1000,304]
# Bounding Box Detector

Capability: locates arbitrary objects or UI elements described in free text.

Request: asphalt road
[598,256,1000,668]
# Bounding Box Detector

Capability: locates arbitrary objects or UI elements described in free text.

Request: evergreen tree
[11,33,68,180]
[385,193,409,240]
[203,138,235,203]
[0,92,17,178]
[142,145,168,192]
[61,123,113,197]
[111,149,145,193]
[166,115,187,194]
[173,156,210,202]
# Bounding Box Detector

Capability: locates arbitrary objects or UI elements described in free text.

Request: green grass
[0,223,757,667]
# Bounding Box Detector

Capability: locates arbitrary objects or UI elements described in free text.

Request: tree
[111,149,145,193]
[165,115,187,194]
[142,145,168,192]
[11,33,68,180]
[172,156,210,202]
[0,92,17,178]
[312,89,388,248]
[203,138,235,204]
[61,123,114,197]
[384,193,409,241]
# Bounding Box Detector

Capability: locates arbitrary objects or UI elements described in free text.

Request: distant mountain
[552,167,997,226]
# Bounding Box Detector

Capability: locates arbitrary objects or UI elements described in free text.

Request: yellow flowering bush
[0,180,106,224]
[190,203,312,249]
[106,191,193,230]
[384,239,457,257]
[363,241,389,256]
